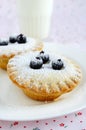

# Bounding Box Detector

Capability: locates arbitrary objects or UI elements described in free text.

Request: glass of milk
[16,0,53,39]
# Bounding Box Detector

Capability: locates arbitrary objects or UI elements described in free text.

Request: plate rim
[0,42,86,121]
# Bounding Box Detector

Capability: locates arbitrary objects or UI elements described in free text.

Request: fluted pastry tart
[0,34,43,70]
[7,51,82,101]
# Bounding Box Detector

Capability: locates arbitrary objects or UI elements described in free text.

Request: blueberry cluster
[30,51,49,69]
[0,34,27,46]
[30,51,64,70]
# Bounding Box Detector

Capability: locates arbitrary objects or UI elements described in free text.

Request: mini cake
[7,51,82,101]
[0,34,43,70]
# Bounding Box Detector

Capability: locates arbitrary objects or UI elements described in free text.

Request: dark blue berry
[40,53,49,64]
[39,51,50,64]
[17,34,27,43]
[40,50,44,54]
[30,58,43,69]
[52,59,64,70]
[0,40,8,46]
[9,36,17,43]
[36,56,42,60]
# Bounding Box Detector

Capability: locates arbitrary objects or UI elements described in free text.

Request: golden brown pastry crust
[0,41,43,70]
[7,52,82,101]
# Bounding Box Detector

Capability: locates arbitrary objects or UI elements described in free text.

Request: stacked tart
[7,51,82,101]
[0,34,43,69]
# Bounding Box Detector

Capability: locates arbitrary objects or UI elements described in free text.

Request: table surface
[0,109,85,130]
[0,0,86,130]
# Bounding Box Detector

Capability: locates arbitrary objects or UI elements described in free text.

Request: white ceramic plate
[0,42,86,121]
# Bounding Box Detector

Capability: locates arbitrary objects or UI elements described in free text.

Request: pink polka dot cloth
[0,0,86,130]
[0,109,86,130]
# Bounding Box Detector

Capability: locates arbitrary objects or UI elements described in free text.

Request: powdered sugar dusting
[8,51,81,92]
[0,37,38,57]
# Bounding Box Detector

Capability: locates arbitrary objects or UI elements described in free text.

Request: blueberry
[39,51,50,64]
[40,53,49,64]
[17,34,27,43]
[36,56,42,60]
[30,58,43,69]
[9,36,17,43]
[0,40,8,46]
[52,59,64,70]
[40,50,44,54]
